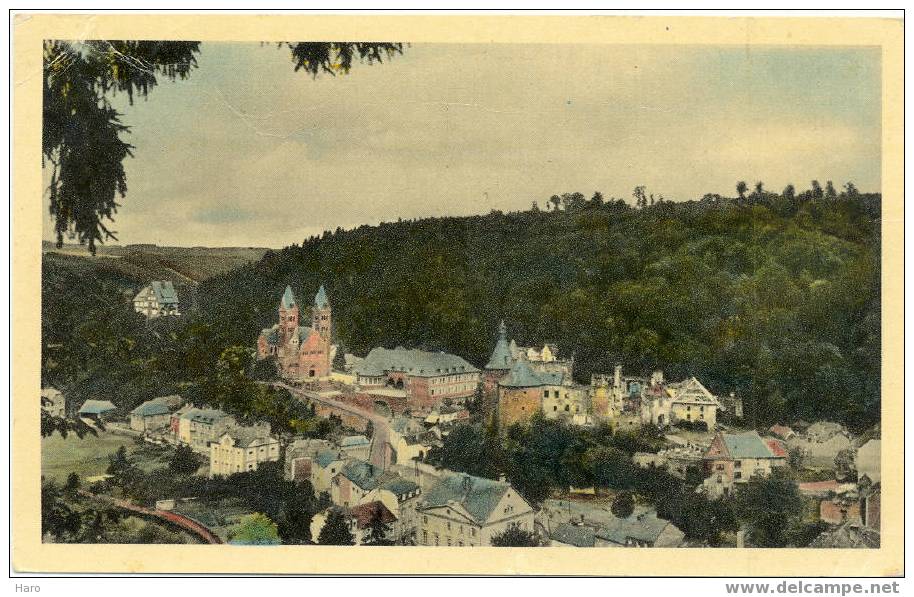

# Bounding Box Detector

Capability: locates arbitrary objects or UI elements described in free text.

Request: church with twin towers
[257,284,333,379]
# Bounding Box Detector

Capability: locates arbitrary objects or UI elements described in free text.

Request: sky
[43,43,881,248]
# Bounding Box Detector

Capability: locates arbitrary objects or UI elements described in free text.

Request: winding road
[268,381,393,470]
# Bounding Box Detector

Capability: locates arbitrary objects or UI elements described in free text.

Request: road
[269,381,393,471]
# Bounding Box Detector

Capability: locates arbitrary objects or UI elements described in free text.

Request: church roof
[281,285,296,309]
[314,284,329,308]
[485,320,514,370]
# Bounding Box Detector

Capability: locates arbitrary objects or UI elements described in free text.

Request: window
[471,528,477,537]
[424,516,428,523]
[734,461,741,469]
[734,472,742,480]
[564,405,570,412]
[423,531,428,544]
[553,406,557,411]
[543,390,549,398]
[435,534,439,546]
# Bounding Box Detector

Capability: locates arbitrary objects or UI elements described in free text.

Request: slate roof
[418,473,512,525]
[130,399,171,417]
[78,400,116,415]
[339,460,384,491]
[260,325,280,345]
[595,511,676,545]
[151,281,179,305]
[341,435,370,448]
[315,449,344,468]
[551,522,596,547]
[182,408,230,425]
[314,285,329,308]
[380,476,420,497]
[720,431,778,459]
[498,359,563,387]
[485,320,514,370]
[353,347,479,378]
[281,285,296,309]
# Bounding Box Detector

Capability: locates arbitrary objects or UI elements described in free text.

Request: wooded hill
[195,188,881,430]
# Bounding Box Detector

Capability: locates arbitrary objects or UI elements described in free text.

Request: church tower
[278,285,299,346]
[312,284,332,339]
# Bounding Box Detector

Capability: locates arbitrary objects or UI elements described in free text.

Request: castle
[257,285,333,379]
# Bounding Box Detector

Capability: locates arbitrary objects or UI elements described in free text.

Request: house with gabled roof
[703,431,785,498]
[133,280,180,318]
[417,473,534,546]
[129,395,183,432]
[77,399,117,422]
[331,459,387,508]
[360,475,423,543]
[208,429,280,478]
[311,449,348,495]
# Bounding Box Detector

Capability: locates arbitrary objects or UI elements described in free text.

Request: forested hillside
[194,188,881,430]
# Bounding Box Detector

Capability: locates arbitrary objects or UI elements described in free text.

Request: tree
[632,185,647,208]
[317,509,355,545]
[825,180,838,199]
[733,469,805,547]
[811,180,824,200]
[843,181,859,197]
[490,526,541,547]
[834,447,857,482]
[590,191,604,207]
[43,41,403,254]
[782,184,796,200]
[549,194,562,212]
[611,490,635,519]
[228,513,281,545]
[107,446,134,477]
[169,444,202,476]
[736,181,748,200]
[277,481,318,544]
[64,472,81,495]
[364,502,394,546]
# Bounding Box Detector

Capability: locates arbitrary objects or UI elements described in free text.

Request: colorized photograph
[37,36,884,554]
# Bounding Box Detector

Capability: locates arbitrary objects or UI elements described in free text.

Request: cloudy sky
[43,43,881,248]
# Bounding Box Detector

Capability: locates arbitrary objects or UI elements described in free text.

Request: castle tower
[312,284,332,339]
[278,285,299,345]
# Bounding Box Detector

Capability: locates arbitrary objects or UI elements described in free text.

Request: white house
[417,473,535,546]
[209,430,280,478]
[133,280,180,318]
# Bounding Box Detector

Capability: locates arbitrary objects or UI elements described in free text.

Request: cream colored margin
[12,14,904,575]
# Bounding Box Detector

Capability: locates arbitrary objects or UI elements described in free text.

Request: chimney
[614,364,622,389]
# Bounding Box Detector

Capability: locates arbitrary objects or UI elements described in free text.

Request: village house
[339,435,371,461]
[786,421,853,469]
[703,431,787,498]
[133,280,180,318]
[257,285,333,380]
[331,460,385,509]
[352,347,480,412]
[129,395,183,433]
[360,476,423,543]
[177,407,238,452]
[77,399,117,422]
[595,510,685,547]
[41,387,66,418]
[393,431,439,464]
[768,424,797,441]
[592,365,649,418]
[284,438,333,482]
[208,429,280,478]
[417,473,535,546]
[311,449,348,495]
